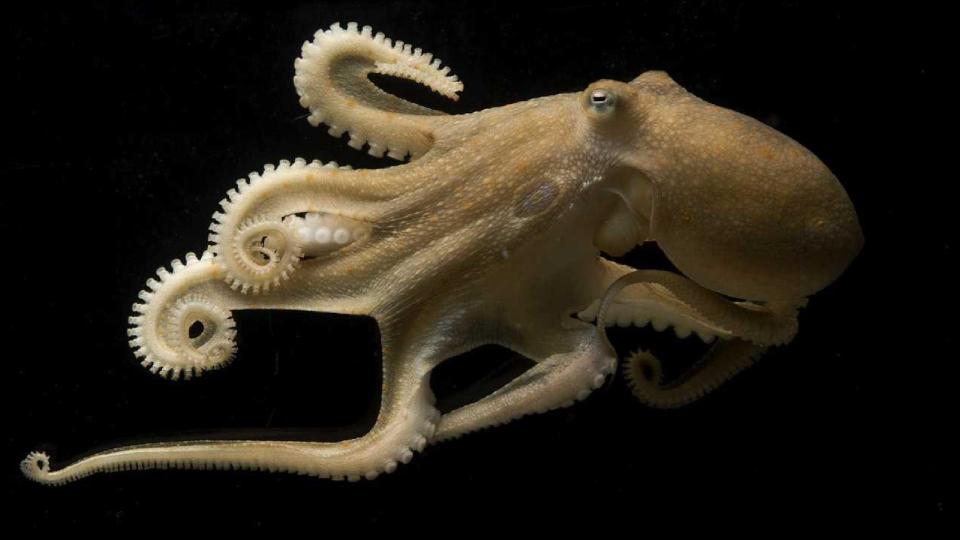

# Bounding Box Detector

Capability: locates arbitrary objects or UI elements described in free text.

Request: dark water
[3,1,952,529]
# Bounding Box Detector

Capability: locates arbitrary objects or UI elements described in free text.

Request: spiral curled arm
[624,341,766,408]
[128,251,236,380]
[208,158,374,293]
[125,158,382,380]
[589,269,799,407]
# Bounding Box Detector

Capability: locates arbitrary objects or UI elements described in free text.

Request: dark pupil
[592,93,607,103]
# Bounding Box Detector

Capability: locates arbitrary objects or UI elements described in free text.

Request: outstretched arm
[23,324,441,484]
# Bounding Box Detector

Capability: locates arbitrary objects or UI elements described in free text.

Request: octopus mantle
[21,22,862,484]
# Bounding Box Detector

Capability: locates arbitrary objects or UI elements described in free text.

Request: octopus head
[584,71,863,303]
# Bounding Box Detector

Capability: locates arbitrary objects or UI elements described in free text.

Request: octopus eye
[585,88,617,115]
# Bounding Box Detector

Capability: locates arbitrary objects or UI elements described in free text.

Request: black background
[3,0,953,529]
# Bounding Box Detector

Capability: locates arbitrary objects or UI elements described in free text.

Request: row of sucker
[623,340,766,408]
[362,409,441,481]
[578,293,728,344]
[588,269,800,347]
[591,270,775,408]
[20,406,442,485]
[127,251,236,380]
[208,158,353,294]
[294,21,463,159]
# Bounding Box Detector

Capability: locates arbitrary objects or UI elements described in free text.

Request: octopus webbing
[21,21,863,484]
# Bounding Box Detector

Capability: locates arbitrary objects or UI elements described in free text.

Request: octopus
[21,22,862,484]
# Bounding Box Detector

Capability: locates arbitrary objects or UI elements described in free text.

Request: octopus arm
[294,22,462,160]
[124,157,402,381]
[432,324,617,442]
[22,325,440,484]
[581,261,802,347]
[624,340,767,409]
[580,263,802,408]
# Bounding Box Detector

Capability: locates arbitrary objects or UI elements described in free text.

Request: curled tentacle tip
[20,451,51,482]
[217,214,302,295]
[129,252,238,380]
[624,349,664,388]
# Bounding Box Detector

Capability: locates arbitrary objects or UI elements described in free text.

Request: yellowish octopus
[21,22,863,484]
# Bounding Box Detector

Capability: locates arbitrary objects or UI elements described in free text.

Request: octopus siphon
[21,22,863,484]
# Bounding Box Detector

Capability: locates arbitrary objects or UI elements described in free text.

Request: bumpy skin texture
[21,22,863,485]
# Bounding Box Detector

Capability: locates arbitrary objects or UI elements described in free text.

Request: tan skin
[21,23,862,485]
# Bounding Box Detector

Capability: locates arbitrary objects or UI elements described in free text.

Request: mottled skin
[21,23,862,484]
